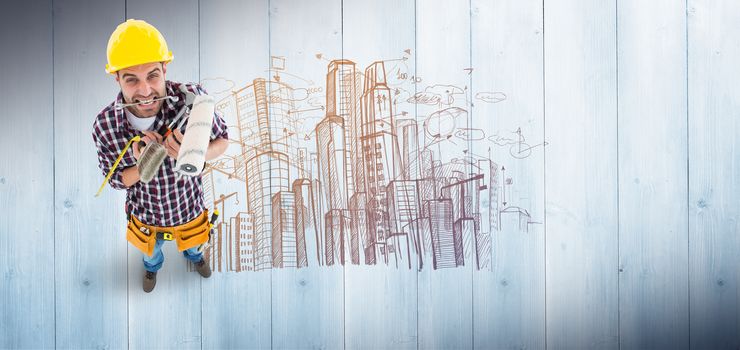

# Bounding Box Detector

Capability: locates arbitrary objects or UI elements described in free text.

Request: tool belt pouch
[175,210,210,252]
[126,215,156,257]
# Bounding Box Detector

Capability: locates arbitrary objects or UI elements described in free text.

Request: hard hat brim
[105,52,173,74]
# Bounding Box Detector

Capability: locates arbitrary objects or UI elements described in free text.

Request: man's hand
[131,130,163,161]
[164,129,183,159]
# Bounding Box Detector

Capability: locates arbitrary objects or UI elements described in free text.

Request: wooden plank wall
[0,0,738,349]
[0,1,55,349]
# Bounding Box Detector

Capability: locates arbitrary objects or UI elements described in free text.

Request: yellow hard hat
[105,19,173,74]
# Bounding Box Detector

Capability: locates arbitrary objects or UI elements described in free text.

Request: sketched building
[316,115,349,210]
[232,78,295,271]
[360,61,403,265]
[232,78,298,159]
[499,206,532,232]
[246,152,289,270]
[316,113,358,265]
[424,198,463,269]
[349,191,368,265]
[387,180,421,270]
[324,209,356,266]
[206,220,225,273]
[293,179,316,267]
[326,60,362,197]
[235,212,254,272]
[396,118,421,181]
[272,191,307,268]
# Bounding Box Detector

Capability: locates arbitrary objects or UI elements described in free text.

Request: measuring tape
[94,135,141,197]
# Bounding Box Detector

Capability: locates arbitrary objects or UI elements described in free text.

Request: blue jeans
[143,239,203,272]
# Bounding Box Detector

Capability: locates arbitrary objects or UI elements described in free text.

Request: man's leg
[184,246,211,278]
[182,246,203,264]
[143,239,165,272]
[142,239,164,293]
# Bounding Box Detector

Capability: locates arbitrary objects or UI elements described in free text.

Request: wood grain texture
[53,0,129,348]
[269,1,345,349]
[687,1,740,348]
[125,1,203,349]
[0,1,55,348]
[544,0,620,348]
[342,1,419,349]
[416,1,473,349]
[199,0,273,348]
[617,0,690,348]
[2,0,739,348]
[471,0,546,348]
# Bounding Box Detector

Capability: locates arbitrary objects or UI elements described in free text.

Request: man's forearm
[205,138,228,161]
[121,165,140,188]
[119,139,225,188]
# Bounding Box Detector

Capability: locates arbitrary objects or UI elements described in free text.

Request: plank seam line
[468,0,474,348]
[541,0,547,348]
[414,1,419,349]
[52,0,57,347]
[615,1,621,349]
[684,0,690,346]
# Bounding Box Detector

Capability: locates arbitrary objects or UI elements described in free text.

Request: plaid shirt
[93,80,228,226]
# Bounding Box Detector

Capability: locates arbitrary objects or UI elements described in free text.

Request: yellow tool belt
[126,210,211,257]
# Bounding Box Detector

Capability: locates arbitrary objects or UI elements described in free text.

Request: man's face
[116,62,167,118]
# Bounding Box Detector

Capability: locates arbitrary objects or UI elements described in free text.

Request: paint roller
[174,94,215,176]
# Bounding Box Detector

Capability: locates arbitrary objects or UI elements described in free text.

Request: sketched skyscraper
[272,191,307,268]
[396,118,421,181]
[360,61,403,264]
[326,60,361,197]
[315,115,357,265]
[316,115,348,210]
[235,78,293,271]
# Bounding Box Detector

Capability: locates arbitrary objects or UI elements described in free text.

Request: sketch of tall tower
[387,180,421,270]
[235,78,293,271]
[231,78,298,158]
[326,60,362,197]
[246,152,289,270]
[396,118,420,180]
[484,160,500,232]
[424,198,463,269]
[361,61,403,265]
[316,115,349,211]
[324,209,356,265]
[292,179,314,267]
[272,191,306,268]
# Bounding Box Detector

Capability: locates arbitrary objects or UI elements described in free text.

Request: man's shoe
[194,259,211,278]
[143,271,157,293]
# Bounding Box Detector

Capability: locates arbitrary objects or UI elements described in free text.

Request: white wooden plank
[471,0,546,348]
[687,0,740,348]
[53,0,129,348]
[125,1,202,348]
[342,0,418,349]
[199,0,273,348]
[0,1,55,348]
[544,0,620,348]
[617,1,690,348]
[268,0,345,349]
[416,1,474,348]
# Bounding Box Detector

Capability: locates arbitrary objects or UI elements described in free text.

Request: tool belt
[126,210,211,257]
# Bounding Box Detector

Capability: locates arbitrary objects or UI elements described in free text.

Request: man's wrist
[121,165,141,187]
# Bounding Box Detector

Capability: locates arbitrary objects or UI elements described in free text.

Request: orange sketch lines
[199,51,539,273]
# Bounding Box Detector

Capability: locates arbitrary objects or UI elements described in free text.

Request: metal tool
[114,95,179,110]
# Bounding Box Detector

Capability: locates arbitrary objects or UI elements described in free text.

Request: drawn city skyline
[193,50,544,273]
